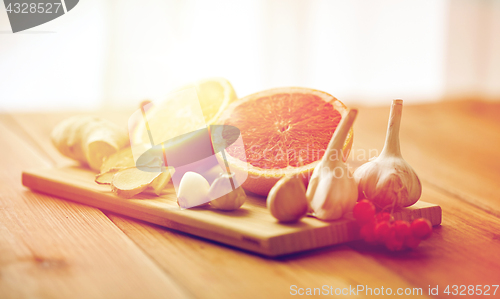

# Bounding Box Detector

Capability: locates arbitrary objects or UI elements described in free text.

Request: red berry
[374,221,392,243]
[375,212,393,223]
[360,223,377,244]
[353,200,376,224]
[385,232,405,251]
[394,220,411,239]
[404,235,421,249]
[411,218,433,240]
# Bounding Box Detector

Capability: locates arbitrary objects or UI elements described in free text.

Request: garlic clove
[267,176,308,223]
[177,171,211,209]
[308,168,358,220]
[306,109,359,221]
[208,172,246,211]
[353,100,421,208]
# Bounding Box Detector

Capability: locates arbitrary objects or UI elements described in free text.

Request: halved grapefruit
[215,87,353,196]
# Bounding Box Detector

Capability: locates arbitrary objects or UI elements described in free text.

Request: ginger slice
[111,167,161,198]
[149,167,175,195]
[95,167,129,185]
[98,145,173,196]
[100,144,163,173]
[95,171,116,185]
[100,146,135,173]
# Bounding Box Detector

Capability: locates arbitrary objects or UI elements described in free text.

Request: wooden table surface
[1,100,499,299]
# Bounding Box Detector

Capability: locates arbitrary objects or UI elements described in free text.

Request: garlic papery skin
[267,176,308,223]
[353,100,421,208]
[208,172,246,211]
[306,109,359,221]
[177,171,211,209]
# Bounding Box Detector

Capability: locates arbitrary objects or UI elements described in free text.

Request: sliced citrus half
[215,87,353,196]
[131,77,238,146]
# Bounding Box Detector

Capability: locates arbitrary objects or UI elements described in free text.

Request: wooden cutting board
[22,166,442,257]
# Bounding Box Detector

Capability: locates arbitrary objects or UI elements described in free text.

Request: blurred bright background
[0,0,499,111]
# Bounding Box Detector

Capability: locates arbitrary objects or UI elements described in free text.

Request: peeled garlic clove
[177,171,211,209]
[267,176,308,223]
[354,100,421,208]
[208,172,246,211]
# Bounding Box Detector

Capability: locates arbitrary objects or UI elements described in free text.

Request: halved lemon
[131,77,238,146]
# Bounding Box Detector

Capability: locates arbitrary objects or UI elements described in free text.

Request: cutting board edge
[265,203,442,256]
[21,168,442,257]
[21,170,283,255]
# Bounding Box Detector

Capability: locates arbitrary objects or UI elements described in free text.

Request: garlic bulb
[306,109,359,220]
[353,100,421,208]
[208,172,246,211]
[177,171,211,209]
[267,176,308,223]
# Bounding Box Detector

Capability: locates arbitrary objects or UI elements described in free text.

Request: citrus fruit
[131,77,237,146]
[215,87,353,196]
[195,78,238,125]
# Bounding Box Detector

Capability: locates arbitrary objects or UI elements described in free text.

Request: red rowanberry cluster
[352,200,433,251]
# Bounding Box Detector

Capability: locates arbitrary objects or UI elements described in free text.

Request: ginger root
[111,167,161,198]
[95,168,122,185]
[109,167,175,198]
[100,146,136,173]
[51,116,128,171]
[95,145,175,198]
[149,169,175,196]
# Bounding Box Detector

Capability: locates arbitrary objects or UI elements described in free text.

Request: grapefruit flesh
[216,87,352,196]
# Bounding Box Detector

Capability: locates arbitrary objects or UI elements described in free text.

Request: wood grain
[103,101,500,298]
[347,185,500,287]
[0,123,189,298]
[2,100,500,298]
[22,166,441,256]
[106,213,435,299]
[103,182,500,299]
